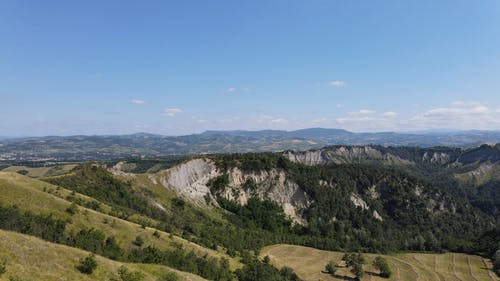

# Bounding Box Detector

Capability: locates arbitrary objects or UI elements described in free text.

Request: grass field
[261,244,499,281]
[0,229,206,281]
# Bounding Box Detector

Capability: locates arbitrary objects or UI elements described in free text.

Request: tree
[373,256,392,278]
[76,253,97,274]
[351,263,364,280]
[325,260,338,275]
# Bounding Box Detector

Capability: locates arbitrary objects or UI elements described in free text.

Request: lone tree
[373,256,392,278]
[325,260,338,275]
[342,253,365,281]
[76,253,97,274]
[351,263,364,280]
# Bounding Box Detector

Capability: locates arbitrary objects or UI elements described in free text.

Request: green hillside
[0,229,206,281]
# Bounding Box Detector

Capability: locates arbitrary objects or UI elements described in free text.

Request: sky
[1,0,500,136]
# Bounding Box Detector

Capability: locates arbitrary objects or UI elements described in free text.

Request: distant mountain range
[2,128,500,161]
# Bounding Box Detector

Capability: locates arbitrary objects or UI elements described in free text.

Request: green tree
[76,253,97,274]
[324,260,338,275]
[373,256,392,278]
[351,263,364,280]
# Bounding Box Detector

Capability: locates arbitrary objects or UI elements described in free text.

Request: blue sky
[1,0,500,136]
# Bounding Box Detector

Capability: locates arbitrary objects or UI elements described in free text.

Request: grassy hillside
[261,244,499,281]
[0,172,240,269]
[1,164,76,178]
[0,229,206,281]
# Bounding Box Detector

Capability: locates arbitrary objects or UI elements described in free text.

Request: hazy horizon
[2,1,500,136]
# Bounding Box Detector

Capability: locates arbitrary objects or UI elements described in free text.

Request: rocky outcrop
[155,158,310,224]
[284,146,412,166]
[422,152,450,164]
[220,168,310,225]
[350,192,383,221]
[157,158,219,205]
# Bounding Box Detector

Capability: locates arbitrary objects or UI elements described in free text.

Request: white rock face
[284,146,412,166]
[156,158,310,225]
[160,158,219,205]
[221,168,310,225]
[423,152,450,164]
[284,150,325,165]
[350,193,369,210]
[350,192,383,221]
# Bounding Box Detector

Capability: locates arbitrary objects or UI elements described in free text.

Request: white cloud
[336,104,343,109]
[270,118,288,124]
[410,101,499,130]
[256,115,288,125]
[225,87,251,94]
[348,109,375,116]
[382,111,398,118]
[162,108,183,117]
[131,99,146,105]
[313,118,328,123]
[330,80,347,88]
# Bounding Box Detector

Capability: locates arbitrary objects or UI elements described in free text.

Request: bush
[133,236,144,247]
[76,253,97,274]
[159,272,179,281]
[116,266,144,281]
[351,263,364,280]
[325,260,337,275]
[373,256,392,278]
[0,260,6,275]
[66,203,79,215]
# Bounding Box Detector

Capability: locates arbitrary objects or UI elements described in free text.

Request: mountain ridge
[3,128,500,161]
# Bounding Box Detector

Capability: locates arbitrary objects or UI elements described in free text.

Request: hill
[3,129,500,161]
[261,244,499,281]
[0,229,206,281]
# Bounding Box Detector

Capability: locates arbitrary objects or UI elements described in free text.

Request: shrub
[66,203,79,215]
[159,272,179,281]
[117,266,144,281]
[133,236,144,247]
[76,253,97,274]
[0,260,6,275]
[373,256,392,278]
[325,260,337,275]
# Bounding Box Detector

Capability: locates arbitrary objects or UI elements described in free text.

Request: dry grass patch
[261,244,499,281]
